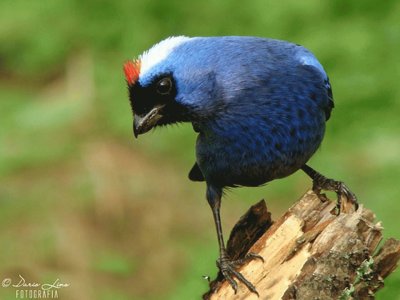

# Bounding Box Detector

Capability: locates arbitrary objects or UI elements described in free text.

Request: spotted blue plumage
[140,37,332,187]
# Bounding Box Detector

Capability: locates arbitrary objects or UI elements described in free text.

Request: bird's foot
[312,175,358,214]
[217,252,263,295]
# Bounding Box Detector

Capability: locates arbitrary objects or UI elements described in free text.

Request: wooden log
[203,190,400,300]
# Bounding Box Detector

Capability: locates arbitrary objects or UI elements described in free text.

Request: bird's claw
[334,181,359,212]
[217,252,262,295]
[232,252,264,267]
[313,177,358,214]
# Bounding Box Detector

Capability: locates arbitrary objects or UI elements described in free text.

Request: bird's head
[124,36,221,138]
[124,58,179,138]
[124,36,192,138]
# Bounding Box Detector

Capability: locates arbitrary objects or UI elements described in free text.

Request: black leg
[206,184,262,294]
[301,164,358,212]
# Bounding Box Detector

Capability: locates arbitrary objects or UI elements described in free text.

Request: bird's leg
[206,185,262,295]
[301,164,358,212]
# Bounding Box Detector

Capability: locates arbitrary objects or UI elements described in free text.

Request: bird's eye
[156,77,172,95]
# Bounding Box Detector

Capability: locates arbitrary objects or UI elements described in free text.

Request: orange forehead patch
[123,59,141,85]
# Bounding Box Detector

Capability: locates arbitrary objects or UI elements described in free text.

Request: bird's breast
[195,111,326,188]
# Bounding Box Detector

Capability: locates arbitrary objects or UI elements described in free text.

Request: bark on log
[203,190,400,300]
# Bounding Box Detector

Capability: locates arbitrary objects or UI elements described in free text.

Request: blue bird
[123,36,358,294]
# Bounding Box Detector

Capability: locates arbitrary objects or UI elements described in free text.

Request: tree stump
[203,190,400,300]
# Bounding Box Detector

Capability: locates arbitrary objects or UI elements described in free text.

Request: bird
[123,36,358,294]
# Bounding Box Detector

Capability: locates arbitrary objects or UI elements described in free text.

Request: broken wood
[203,190,400,300]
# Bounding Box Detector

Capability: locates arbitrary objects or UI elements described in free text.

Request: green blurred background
[0,0,399,299]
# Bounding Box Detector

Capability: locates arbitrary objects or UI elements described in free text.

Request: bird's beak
[133,104,165,138]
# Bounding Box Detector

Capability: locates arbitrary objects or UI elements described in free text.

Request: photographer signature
[12,275,69,290]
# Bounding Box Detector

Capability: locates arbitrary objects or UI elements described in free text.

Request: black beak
[133,104,165,138]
